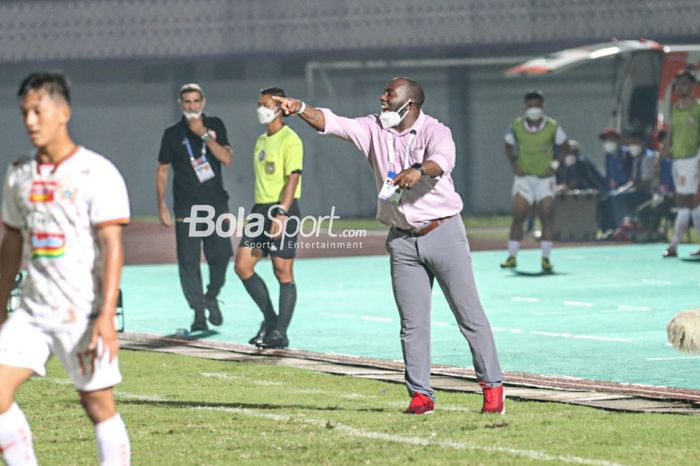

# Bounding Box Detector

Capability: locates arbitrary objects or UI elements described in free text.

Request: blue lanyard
[183,136,207,161]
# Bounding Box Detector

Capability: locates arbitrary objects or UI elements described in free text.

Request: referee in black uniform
[156,83,234,332]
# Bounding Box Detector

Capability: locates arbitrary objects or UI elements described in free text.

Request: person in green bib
[234,87,303,349]
[661,69,700,258]
[501,90,569,272]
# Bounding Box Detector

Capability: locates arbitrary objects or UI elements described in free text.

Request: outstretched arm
[272,96,326,132]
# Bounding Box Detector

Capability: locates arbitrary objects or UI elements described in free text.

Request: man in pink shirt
[273,77,504,415]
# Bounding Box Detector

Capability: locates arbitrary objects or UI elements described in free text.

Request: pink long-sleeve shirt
[320,108,463,229]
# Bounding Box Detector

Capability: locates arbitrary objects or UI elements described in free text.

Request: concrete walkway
[121,332,700,416]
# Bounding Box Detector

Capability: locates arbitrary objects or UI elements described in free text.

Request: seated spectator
[617,131,657,194]
[600,127,632,190]
[555,139,606,192]
[600,131,657,237]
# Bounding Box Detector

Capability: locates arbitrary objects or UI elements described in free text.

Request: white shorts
[672,154,700,195]
[512,175,556,205]
[0,310,121,391]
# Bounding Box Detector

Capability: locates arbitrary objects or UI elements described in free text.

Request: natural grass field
[17,350,699,466]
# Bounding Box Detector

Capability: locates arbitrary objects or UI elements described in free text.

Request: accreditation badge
[192,156,215,183]
[378,170,403,205]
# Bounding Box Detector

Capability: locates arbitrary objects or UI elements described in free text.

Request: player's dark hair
[260,87,286,98]
[18,71,71,104]
[524,89,544,102]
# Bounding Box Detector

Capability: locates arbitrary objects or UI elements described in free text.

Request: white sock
[541,240,553,259]
[692,206,700,236]
[507,240,520,257]
[95,414,130,466]
[671,208,691,247]
[0,403,37,466]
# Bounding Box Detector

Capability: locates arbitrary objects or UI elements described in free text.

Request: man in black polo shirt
[156,83,234,332]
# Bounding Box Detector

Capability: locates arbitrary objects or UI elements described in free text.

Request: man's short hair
[18,72,71,104]
[393,77,425,108]
[179,82,204,99]
[260,87,286,98]
[524,90,544,102]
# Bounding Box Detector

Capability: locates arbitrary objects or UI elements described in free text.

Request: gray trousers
[386,216,502,399]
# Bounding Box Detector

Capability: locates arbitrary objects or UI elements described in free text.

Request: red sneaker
[405,393,434,415]
[663,246,677,258]
[480,383,505,414]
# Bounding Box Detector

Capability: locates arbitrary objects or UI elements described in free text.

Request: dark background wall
[1,0,698,217]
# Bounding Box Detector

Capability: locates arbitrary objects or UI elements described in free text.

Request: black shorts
[239,200,300,258]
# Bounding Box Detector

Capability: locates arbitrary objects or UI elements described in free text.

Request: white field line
[42,378,627,465]
[534,304,651,316]
[251,380,283,386]
[564,301,594,308]
[530,331,631,343]
[198,373,371,399]
[640,279,671,286]
[492,327,525,334]
[617,305,652,312]
[512,297,541,302]
[199,372,244,380]
[646,356,700,361]
[492,328,631,343]
[321,312,393,323]
[115,391,169,402]
[360,316,393,323]
[191,405,628,466]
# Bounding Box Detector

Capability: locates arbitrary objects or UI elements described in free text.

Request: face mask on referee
[257,105,279,125]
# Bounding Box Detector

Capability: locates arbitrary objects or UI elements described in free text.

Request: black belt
[396,215,455,237]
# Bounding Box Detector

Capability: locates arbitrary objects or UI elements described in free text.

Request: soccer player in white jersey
[0,72,131,465]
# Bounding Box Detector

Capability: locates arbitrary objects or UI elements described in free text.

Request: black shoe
[248,321,268,346]
[205,296,223,326]
[257,330,289,349]
[190,309,209,332]
[248,319,277,346]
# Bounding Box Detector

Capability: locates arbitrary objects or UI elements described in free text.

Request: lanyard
[386,130,417,171]
[183,135,207,161]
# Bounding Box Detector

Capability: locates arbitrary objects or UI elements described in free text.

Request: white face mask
[256,105,279,125]
[379,100,411,129]
[628,144,643,157]
[183,111,202,120]
[603,141,618,153]
[564,154,577,167]
[525,107,543,121]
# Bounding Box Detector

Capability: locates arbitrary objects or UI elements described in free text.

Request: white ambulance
[505,39,700,142]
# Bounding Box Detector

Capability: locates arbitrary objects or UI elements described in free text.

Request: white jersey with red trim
[1,146,130,328]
